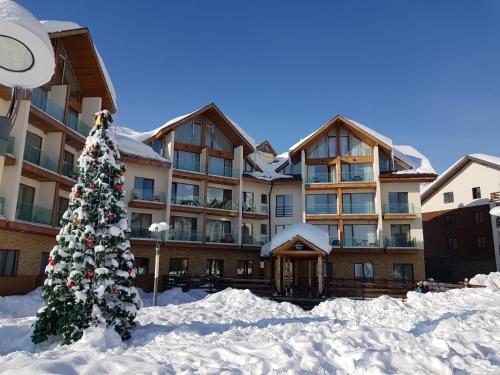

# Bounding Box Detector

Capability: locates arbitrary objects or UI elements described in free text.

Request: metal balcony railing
[132,189,166,202]
[23,144,59,173]
[275,206,293,217]
[16,202,52,225]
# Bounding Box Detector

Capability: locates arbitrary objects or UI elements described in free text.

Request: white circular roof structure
[0,0,54,88]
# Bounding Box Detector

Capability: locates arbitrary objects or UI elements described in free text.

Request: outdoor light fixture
[0,0,55,156]
[149,222,169,306]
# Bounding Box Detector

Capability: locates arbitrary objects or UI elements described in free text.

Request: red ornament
[107,214,113,221]
[91,146,98,153]
[88,183,96,189]
[115,183,123,190]
[67,281,75,288]
[86,238,94,245]
[74,191,81,198]
[86,271,94,279]
[110,287,117,294]
[49,258,56,266]
[127,268,133,275]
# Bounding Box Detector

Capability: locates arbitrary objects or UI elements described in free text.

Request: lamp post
[148,222,169,306]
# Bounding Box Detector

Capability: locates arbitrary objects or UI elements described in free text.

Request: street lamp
[148,222,169,306]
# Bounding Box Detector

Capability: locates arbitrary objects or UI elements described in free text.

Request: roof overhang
[267,235,329,258]
[380,172,438,183]
[48,28,116,112]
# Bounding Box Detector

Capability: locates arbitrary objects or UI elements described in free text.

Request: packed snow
[393,144,436,174]
[246,151,292,181]
[1,274,500,374]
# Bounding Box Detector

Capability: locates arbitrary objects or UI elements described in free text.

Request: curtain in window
[175,150,200,172]
[175,120,201,145]
[206,123,233,152]
[206,220,231,242]
[349,134,371,156]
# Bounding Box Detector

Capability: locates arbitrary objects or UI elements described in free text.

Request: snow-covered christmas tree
[32,110,142,345]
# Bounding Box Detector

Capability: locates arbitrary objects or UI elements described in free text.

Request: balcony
[173,158,201,173]
[242,234,268,245]
[207,164,239,179]
[0,197,5,216]
[205,232,237,244]
[62,161,79,180]
[132,189,166,202]
[342,203,375,215]
[383,203,416,214]
[171,195,203,207]
[130,228,154,239]
[242,202,268,215]
[343,237,379,248]
[306,172,336,184]
[31,89,65,123]
[23,144,59,173]
[6,137,14,154]
[386,235,417,248]
[206,198,239,211]
[306,203,337,215]
[16,202,53,225]
[67,117,92,137]
[341,170,373,182]
[167,229,202,242]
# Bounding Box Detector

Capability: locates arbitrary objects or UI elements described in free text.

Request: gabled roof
[421,153,500,202]
[256,140,278,156]
[289,115,393,157]
[40,21,117,112]
[112,126,168,164]
[133,103,255,155]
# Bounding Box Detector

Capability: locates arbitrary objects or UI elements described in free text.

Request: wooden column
[276,256,282,293]
[318,255,324,296]
[308,260,312,288]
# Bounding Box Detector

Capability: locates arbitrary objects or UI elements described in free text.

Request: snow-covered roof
[246,151,291,181]
[421,153,500,199]
[261,223,332,256]
[111,126,167,163]
[40,20,117,110]
[393,145,436,174]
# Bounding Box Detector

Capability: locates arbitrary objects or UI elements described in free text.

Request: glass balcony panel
[386,235,416,248]
[62,161,79,179]
[242,202,268,215]
[206,198,239,211]
[6,137,14,154]
[171,195,203,207]
[23,144,59,173]
[31,88,65,123]
[167,229,202,242]
[341,169,374,182]
[130,227,154,239]
[384,203,415,214]
[306,203,337,215]
[0,197,5,216]
[342,203,375,214]
[306,172,336,184]
[132,189,166,202]
[16,202,52,225]
[242,234,268,245]
[343,237,379,248]
[174,157,201,173]
[206,231,237,244]
[208,163,239,178]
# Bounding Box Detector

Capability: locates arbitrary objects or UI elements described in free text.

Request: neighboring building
[0,23,438,296]
[421,154,500,282]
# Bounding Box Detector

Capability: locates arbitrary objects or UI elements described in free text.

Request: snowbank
[470,272,500,290]
[1,281,500,374]
[0,287,43,318]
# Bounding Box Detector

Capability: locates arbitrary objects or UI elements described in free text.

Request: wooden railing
[491,192,500,202]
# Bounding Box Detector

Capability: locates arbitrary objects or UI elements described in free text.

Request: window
[169,258,188,276]
[40,252,49,276]
[474,211,483,224]
[241,222,253,243]
[172,182,200,205]
[477,237,486,249]
[62,151,75,178]
[173,150,200,172]
[472,187,481,199]
[339,128,371,157]
[208,156,233,177]
[206,220,233,243]
[388,192,409,213]
[0,250,19,276]
[282,159,301,175]
[379,151,392,173]
[261,194,268,205]
[390,224,411,247]
[206,121,233,152]
[16,184,35,222]
[447,238,458,249]
[307,164,335,184]
[260,223,268,235]
[237,260,253,277]
[341,163,372,182]
[393,264,414,281]
[443,192,454,204]
[306,194,337,215]
[58,45,80,100]
[169,216,198,241]
[206,259,224,276]
[276,195,293,217]
[207,187,233,209]
[242,192,255,212]
[134,177,154,201]
[244,160,254,172]
[24,131,42,165]
[313,224,339,245]
[58,197,69,225]
[175,119,201,145]
[342,193,375,214]
[151,139,163,156]
[135,257,150,275]
[307,132,336,158]
[67,109,79,131]
[130,213,152,238]
[275,225,287,233]
[354,263,373,280]
[343,224,378,247]
[444,214,456,225]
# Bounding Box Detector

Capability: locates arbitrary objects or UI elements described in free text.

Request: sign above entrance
[293,241,304,250]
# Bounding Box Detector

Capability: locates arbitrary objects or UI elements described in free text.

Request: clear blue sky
[20,0,500,173]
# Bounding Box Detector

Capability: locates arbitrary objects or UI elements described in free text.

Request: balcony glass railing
[6,137,14,154]
[0,197,5,216]
[206,198,239,211]
[130,228,155,239]
[343,237,379,248]
[23,144,59,173]
[16,202,52,225]
[242,202,268,215]
[306,203,337,215]
[306,173,336,184]
[341,170,374,182]
[342,203,375,215]
[131,189,166,202]
[171,195,203,207]
[173,158,201,173]
[206,232,237,244]
[31,88,65,123]
[386,235,417,248]
[383,203,416,214]
[207,164,239,179]
[167,229,202,242]
[242,234,268,245]
[67,118,92,137]
[62,161,79,179]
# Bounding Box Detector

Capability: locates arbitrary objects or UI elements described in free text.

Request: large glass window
[206,259,224,276]
[57,197,69,225]
[24,131,42,165]
[354,263,374,280]
[206,121,233,152]
[207,187,233,210]
[175,119,202,145]
[276,195,293,217]
[341,163,373,182]
[307,132,336,158]
[169,216,198,241]
[151,139,164,156]
[135,257,150,275]
[206,220,233,243]
[306,194,337,215]
[172,182,200,206]
[388,192,409,213]
[393,264,414,281]
[134,177,154,201]
[173,150,200,172]
[390,224,412,247]
[0,250,19,276]
[342,193,375,214]
[313,224,339,245]
[208,156,233,177]
[344,224,378,247]
[169,258,188,276]
[39,252,49,276]
[130,213,152,238]
[307,164,335,183]
[339,128,371,156]
[16,184,35,222]
[237,260,253,277]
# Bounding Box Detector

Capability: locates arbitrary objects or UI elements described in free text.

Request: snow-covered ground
[1,273,500,374]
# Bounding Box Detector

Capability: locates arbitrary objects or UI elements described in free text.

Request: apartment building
[421,154,500,282]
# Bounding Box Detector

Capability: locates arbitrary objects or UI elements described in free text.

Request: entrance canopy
[261,223,332,257]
